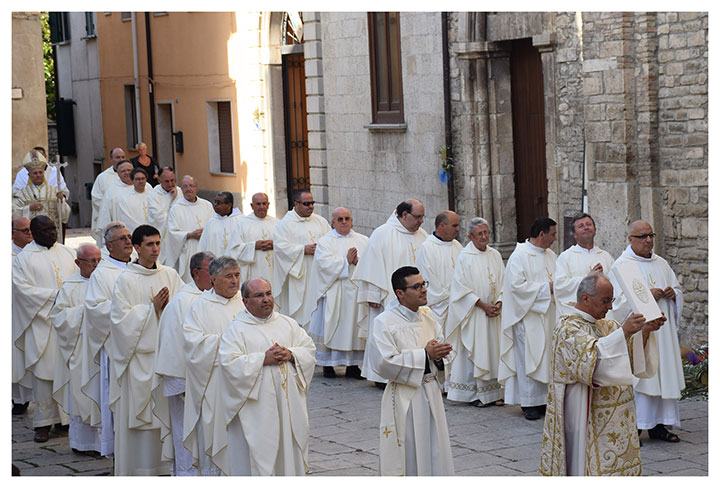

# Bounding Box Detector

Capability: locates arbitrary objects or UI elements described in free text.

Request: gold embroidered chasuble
[540,313,657,476]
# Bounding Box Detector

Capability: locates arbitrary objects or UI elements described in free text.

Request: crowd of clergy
[11,146,686,476]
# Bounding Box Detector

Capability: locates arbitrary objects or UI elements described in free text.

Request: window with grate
[217,102,234,173]
[124,85,138,149]
[49,12,71,44]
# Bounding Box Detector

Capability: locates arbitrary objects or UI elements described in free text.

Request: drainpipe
[145,13,158,160]
[441,12,455,211]
[131,13,143,147]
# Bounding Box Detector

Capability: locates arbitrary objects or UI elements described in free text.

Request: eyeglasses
[590,296,615,305]
[409,213,424,220]
[630,233,656,239]
[335,217,351,222]
[109,235,132,242]
[213,200,230,205]
[77,258,102,264]
[12,228,31,234]
[296,201,315,207]
[400,281,429,291]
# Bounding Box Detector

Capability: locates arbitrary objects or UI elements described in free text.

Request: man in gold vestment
[539,272,663,476]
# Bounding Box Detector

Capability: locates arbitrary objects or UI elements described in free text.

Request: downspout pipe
[131,13,143,147]
[145,13,158,161]
[441,12,455,211]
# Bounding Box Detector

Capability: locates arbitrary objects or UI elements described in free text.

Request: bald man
[609,220,684,444]
[12,217,33,257]
[230,192,278,286]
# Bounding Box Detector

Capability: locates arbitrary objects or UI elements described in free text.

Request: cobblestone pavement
[12,366,708,476]
[13,229,708,476]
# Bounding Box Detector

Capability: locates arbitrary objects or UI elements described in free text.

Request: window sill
[364,123,408,133]
[209,171,236,177]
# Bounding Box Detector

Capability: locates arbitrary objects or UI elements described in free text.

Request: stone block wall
[318,12,448,237]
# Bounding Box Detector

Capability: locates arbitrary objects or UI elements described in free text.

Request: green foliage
[41,12,55,121]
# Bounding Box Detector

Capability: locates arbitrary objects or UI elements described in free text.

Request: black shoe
[539,404,547,414]
[345,365,363,379]
[323,366,337,378]
[374,381,387,390]
[34,427,50,443]
[522,406,541,421]
[53,423,69,434]
[11,401,29,415]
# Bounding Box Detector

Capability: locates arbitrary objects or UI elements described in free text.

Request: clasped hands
[476,299,502,317]
[425,339,452,361]
[650,286,676,301]
[264,342,293,365]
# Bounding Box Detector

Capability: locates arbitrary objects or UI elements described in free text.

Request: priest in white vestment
[12,216,77,442]
[51,244,103,452]
[197,191,244,258]
[90,148,124,245]
[272,189,330,326]
[446,218,505,407]
[94,161,152,241]
[146,167,180,265]
[151,251,215,475]
[301,207,368,379]
[12,217,34,414]
[609,220,685,443]
[498,217,557,421]
[12,150,70,240]
[103,167,152,234]
[164,176,215,282]
[182,257,245,475]
[554,213,614,318]
[212,278,316,476]
[366,266,455,476]
[415,210,462,329]
[80,222,135,457]
[229,192,278,285]
[540,273,662,475]
[108,225,184,475]
[352,199,428,385]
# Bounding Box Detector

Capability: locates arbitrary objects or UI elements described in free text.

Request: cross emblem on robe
[382,426,392,438]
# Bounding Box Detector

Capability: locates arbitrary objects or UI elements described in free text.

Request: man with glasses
[554,213,615,319]
[12,216,33,257]
[609,220,685,444]
[81,221,135,457]
[540,272,662,475]
[352,199,429,387]
[272,189,330,327]
[498,217,558,421]
[164,176,215,282]
[366,266,454,475]
[51,244,102,453]
[12,216,77,442]
[198,191,244,258]
[151,251,215,475]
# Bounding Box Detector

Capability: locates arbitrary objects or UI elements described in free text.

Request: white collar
[332,229,354,238]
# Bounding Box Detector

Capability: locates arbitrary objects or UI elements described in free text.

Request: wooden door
[511,38,548,242]
[282,52,310,205]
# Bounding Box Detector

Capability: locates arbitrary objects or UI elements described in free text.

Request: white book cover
[614,261,663,322]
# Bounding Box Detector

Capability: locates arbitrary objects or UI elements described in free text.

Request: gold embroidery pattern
[52,259,63,288]
[446,381,502,393]
[488,268,497,302]
[222,228,229,250]
[410,243,417,262]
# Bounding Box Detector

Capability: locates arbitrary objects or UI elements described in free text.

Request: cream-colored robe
[182,290,245,472]
[415,234,463,328]
[12,241,31,404]
[146,185,181,265]
[609,246,685,427]
[366,304,454,476]
[272,209,330,325]
[197,208,244,258]
[212,310,316,476]
[302,229,369,364]
[90,166,120,245]
[105,186,151,234]
[540,311,658,476]
[12,181,71,238]
[554,244,614,318]
[164,197,215,282]
[81,257,127,427]
[12,241,77,426]
[51,273,92,421]
[446,243,505,403]
[228,212,278,285]
[498,240,557,404]
[108,262,184,475]
[151,281,204,465]
[352,212,428,383]
[95,180,151,240]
